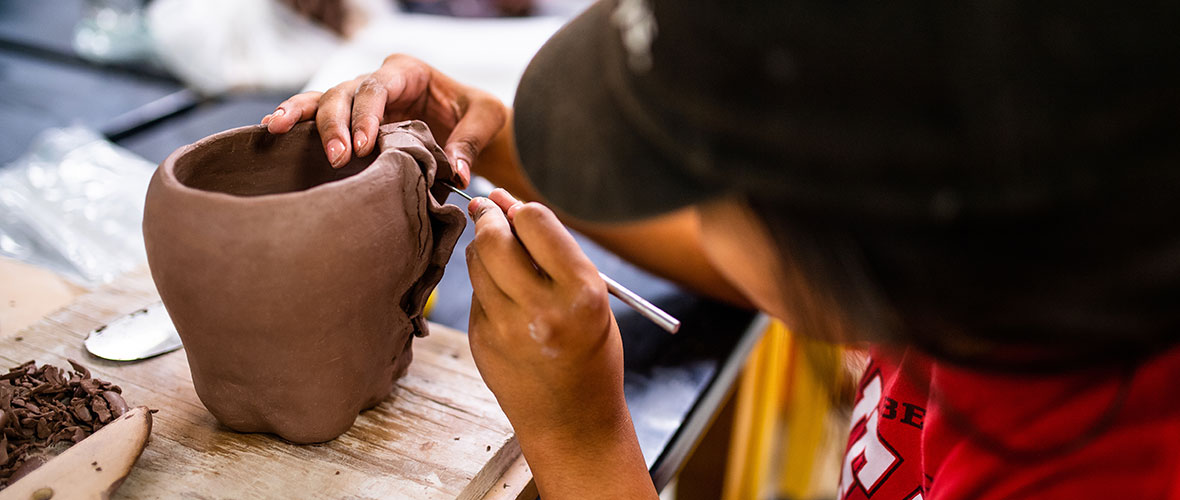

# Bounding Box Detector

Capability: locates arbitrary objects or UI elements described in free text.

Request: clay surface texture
[143,121,465,443]
[0,359,130,489]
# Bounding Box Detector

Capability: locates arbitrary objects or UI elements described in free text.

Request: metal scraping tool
[446,183,681,334]
[85,301,183,361]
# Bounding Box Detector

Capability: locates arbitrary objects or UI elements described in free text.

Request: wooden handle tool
[0,407,153,500]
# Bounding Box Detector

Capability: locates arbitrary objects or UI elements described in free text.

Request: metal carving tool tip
[444,183,681,334]
[446,183,474,201]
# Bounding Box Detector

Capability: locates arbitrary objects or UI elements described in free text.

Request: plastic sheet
[73,0,155,64]
[0,126,154,287]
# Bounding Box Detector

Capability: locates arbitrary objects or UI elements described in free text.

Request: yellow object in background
[424,289,438,318]
[724,320,791,500]
[722,320,848,500]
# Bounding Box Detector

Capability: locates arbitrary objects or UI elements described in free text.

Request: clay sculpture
[142,120,466,443]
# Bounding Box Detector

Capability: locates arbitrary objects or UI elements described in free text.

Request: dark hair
[749,187,1179,372]
[735,0,1180,371]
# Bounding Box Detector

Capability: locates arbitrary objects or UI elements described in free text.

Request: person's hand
[261,54,507,187]
[465,188,627,441]
[465,189,655,498]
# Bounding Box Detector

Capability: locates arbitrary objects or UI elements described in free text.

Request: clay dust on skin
[528,320,561,359]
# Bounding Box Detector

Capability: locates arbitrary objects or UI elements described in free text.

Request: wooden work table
[1,2,764,489]
[0,260,535,499]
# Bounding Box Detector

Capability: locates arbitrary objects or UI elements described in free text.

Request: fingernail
[273,108,286,118]
[468,198,486,220]
[354,130,367,151]
[327,139,345,165]
[456,158,471,187]
[494,188,520,204]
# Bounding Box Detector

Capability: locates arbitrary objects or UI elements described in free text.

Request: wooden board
[0,257,84,338]
[0,268,525,499]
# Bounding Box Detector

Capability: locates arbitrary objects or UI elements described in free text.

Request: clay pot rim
[157,123,384,204]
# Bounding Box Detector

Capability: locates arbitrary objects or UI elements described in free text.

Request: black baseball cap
[514,0,1180,224]
[513,0,1180,367]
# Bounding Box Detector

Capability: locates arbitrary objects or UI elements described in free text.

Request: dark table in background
[0,1,763,489]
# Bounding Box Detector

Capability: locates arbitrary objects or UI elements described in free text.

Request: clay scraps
[0,359,129,489]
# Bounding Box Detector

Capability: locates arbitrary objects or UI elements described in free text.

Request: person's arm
[466,192,657,499]
[264,56,749,307]
[519,411,655,499]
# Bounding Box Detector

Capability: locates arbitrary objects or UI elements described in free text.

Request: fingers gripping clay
[142,121,466,443]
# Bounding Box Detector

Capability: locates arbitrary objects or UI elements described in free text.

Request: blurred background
[1,0,591,166]
[0,2,857,499]
[0,0,587,302]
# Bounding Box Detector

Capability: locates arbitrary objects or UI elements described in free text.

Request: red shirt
[839,345,1180,499]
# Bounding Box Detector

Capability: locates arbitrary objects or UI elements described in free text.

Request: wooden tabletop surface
[1,261,535,499]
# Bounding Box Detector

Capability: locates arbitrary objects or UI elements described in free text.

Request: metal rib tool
[445,183,681,334]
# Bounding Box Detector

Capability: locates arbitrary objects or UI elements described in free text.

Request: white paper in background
[0,127,154,287]
[304,9,577,105]
[147,0,341,94]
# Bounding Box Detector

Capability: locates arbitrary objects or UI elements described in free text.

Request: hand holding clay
[262,54,507,187]
[464,189,631,452]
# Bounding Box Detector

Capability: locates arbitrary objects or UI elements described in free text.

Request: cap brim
[513,0,720,223]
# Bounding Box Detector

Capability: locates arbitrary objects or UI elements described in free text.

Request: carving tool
[445,183,681,334]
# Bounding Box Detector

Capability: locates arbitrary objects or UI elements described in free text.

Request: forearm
[474,114,752,308]
[567,211,752,307]
[516,405,658,500]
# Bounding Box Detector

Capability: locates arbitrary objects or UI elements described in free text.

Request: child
[263,0,1180,497]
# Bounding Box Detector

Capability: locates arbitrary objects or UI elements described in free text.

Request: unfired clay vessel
[143,120,465,443]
